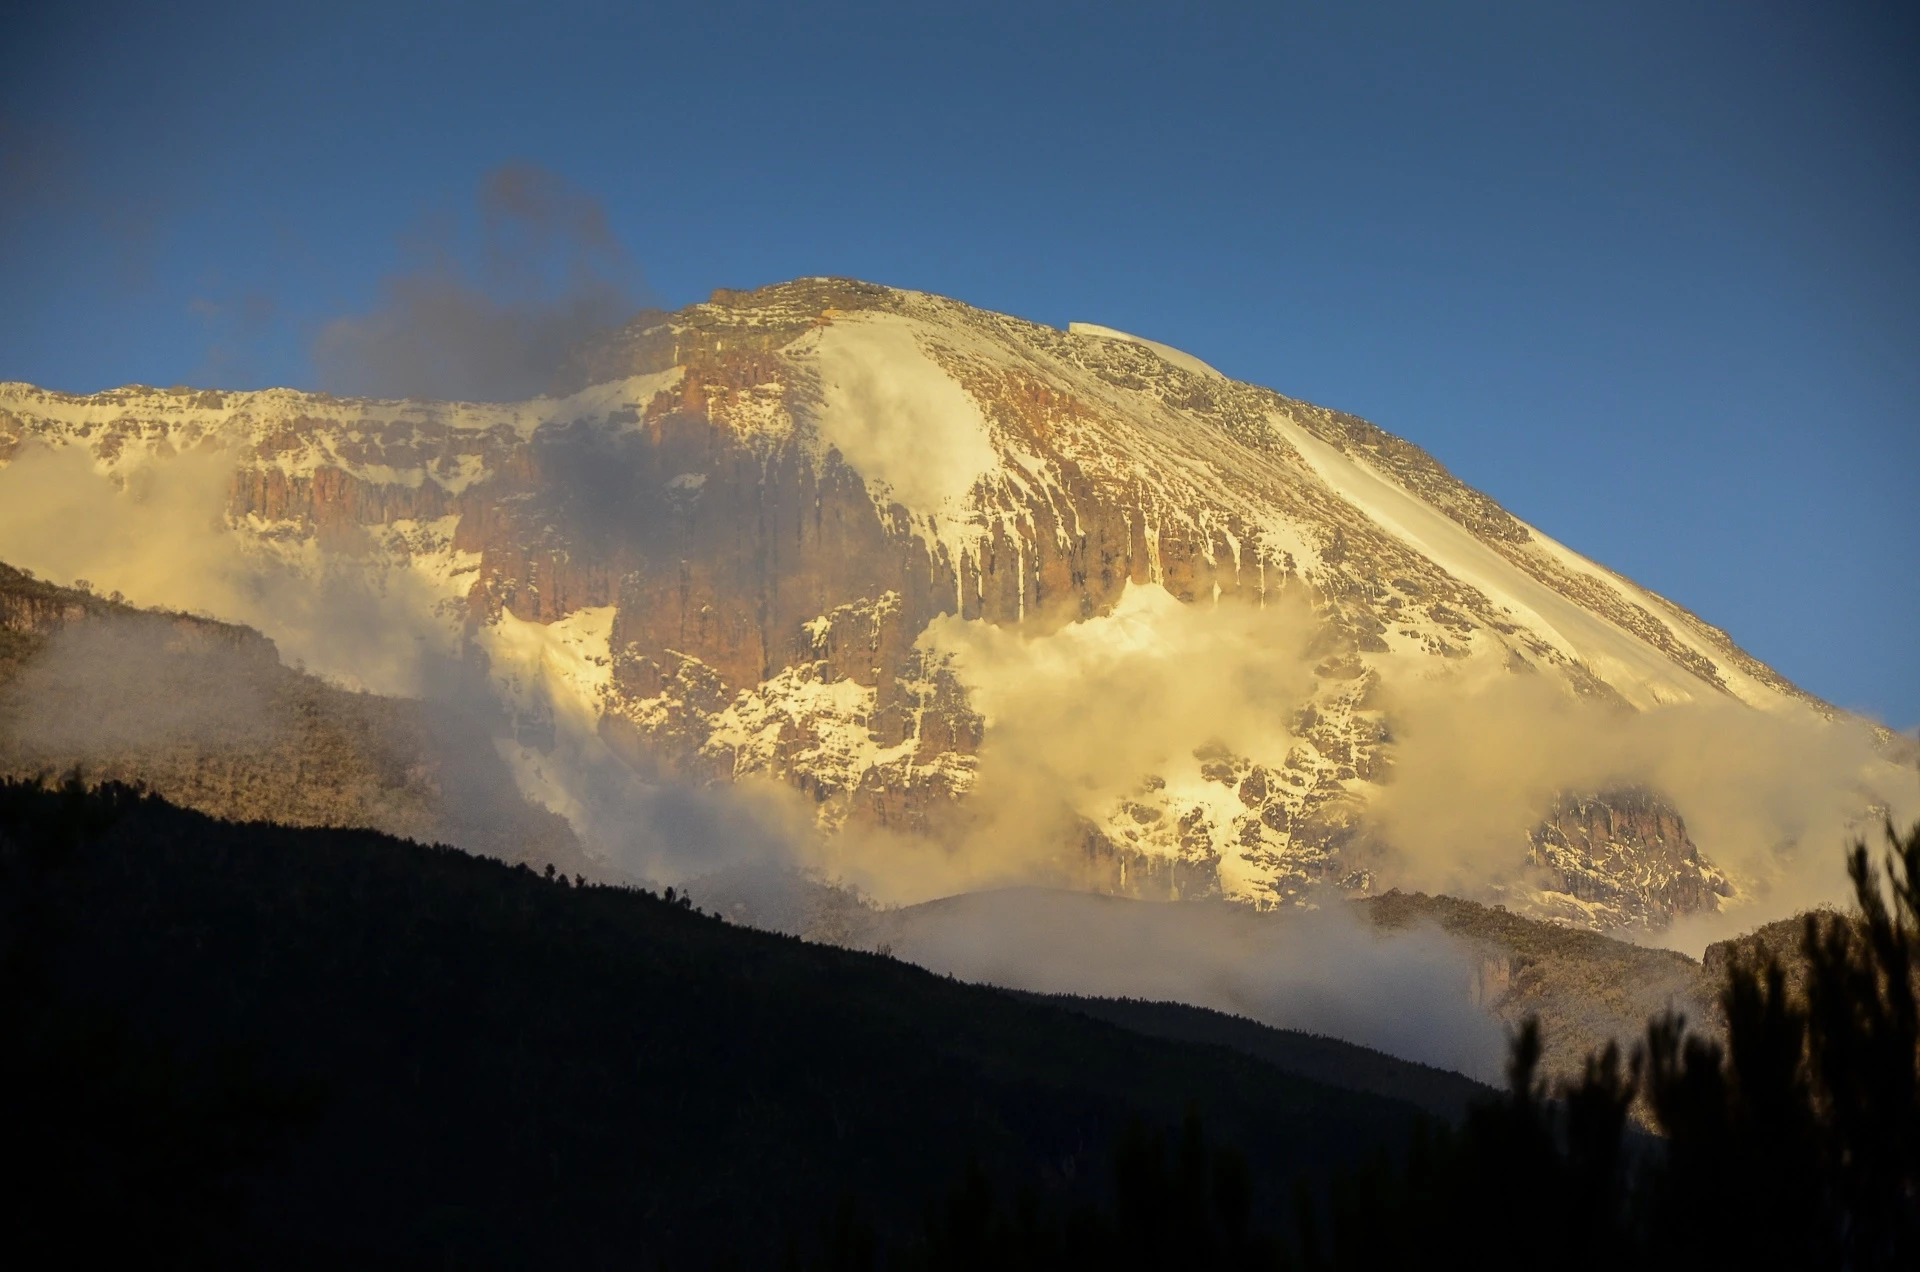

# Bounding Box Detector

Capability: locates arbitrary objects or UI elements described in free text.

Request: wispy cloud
[311,163,647,401]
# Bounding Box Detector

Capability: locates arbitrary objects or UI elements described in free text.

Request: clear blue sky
[3,1,1915,727]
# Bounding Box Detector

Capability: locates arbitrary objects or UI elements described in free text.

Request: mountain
[0,277,1903,933]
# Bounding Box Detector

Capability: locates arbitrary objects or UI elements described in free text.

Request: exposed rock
[1525,789,1733,931]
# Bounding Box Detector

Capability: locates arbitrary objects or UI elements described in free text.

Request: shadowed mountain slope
[3,781,1450,1268]
[1016,992,1493,1123]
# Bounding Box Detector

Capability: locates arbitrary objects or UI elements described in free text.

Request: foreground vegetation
[867,820,1920,1270]
[4,777,1912,1267]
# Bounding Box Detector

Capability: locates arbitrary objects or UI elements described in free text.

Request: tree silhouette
[883,820,1920,1270]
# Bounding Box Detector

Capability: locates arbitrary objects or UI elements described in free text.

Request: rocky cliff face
[1526,789,1731,929]
[0,278,1866,930]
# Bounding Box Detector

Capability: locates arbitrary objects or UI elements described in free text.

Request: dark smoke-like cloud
[311,163,646,401]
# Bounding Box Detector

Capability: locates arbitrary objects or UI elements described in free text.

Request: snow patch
[1271,411,1715,709]
[808,314,998,516]
[1068,322,1225,381]
[477,605,617,727]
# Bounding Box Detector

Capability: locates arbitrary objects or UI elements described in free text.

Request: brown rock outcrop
[1527,789,1733,928]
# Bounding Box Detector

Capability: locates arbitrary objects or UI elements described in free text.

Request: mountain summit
[0,279,1900,931]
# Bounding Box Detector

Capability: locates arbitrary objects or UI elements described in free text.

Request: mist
[0,441,456,698]
[492,708,814,887]
[0,617,279,763]
[0,431,820,892]
[909,582,1920,953]
[2,373,1912,1092]
[906,582,1321,896]
[1368,661,1920,951]
[311,163,643,402]
[877,887,1506,1080]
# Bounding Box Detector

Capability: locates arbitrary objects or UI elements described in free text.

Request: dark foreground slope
[1022,994,1493,1123]
[1,783,1440,1269]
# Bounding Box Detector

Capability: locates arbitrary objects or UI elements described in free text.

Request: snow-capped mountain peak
[2,278,1907,932]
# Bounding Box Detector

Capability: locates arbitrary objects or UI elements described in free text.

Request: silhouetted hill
[1018,993,1493,1122]
[2,781,1444,1268]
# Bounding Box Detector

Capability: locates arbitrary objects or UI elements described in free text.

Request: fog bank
[877,887,1507,1081]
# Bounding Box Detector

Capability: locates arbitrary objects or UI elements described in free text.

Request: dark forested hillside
[1021,994,1493,1123]
[0,781,1438,1269]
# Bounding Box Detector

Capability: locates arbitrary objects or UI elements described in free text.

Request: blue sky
[3,1,1915,726]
